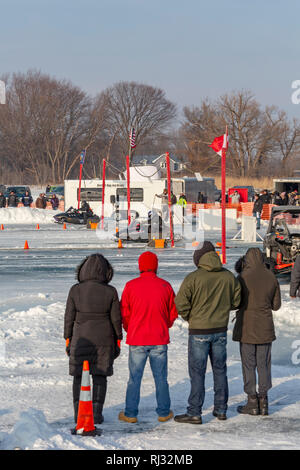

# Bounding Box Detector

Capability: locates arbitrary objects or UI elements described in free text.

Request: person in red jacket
[119,251,178,423]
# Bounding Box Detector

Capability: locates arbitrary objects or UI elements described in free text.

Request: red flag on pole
[209,131,228,156]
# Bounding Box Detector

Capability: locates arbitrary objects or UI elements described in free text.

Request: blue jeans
[125,345,171,418]
[187,333,228,416]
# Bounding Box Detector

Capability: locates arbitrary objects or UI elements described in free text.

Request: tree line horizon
[0,70,300,185]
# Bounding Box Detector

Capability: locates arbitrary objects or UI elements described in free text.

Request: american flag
[129,127,136,149]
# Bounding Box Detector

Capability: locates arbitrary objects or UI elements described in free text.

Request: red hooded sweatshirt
[120,252,178,346]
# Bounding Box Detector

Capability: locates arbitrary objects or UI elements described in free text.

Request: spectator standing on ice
[0,191,6,208]
[174,241,241,424]
[260,189,271,205]
[177,193,187,207]
[252,193,263,229]
[46,184,51,193]
[290,255,300,298]
[35,193,47,209]
[50,193,59,210]
[64,254,122,424]
[119,251,178,424]
[22,190,33,207]
[279,191,288,205]
[155,189,169,220]
[7,190,18,207]
[229,190,240,205]
[233,248,281,416]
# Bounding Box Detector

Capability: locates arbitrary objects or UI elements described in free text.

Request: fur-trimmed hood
[76,254,113,284]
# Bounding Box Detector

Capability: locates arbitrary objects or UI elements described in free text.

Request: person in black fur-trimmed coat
[64,253,123,424]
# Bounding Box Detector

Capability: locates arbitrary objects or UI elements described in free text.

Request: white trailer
[64,177,185,219]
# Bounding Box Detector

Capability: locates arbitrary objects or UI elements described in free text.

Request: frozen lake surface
[0,223,299,449]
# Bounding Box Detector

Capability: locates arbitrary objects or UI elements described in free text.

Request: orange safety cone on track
[36,224,40,230]
[24,240,29,250]
[117,238,123,249]
[0,224,4,230]
[71,360,102,436]
[63,223,67,230]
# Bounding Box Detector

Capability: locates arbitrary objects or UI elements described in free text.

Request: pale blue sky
[1,0,300,117]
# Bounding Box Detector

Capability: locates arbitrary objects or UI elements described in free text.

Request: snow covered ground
[0,219,300,450]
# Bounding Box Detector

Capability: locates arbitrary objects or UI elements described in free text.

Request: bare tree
[180,90,300,177]
[103,81,176,163]
[0,71,108,184]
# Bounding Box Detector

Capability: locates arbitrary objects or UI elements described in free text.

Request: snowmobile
[114,209,182,244]
[263,205,300,274]
[53,206,100,226]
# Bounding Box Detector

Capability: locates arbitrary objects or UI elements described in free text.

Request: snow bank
[0,207,55,224]
[274,297,300,332]
[0,409,53,450]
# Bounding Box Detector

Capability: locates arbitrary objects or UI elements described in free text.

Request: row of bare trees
[0,71,176,184]
[180,91,300,177]
[1,71,300,184]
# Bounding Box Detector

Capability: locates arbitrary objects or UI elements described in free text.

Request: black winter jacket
[0,195,6,208]
[7,194,18,207]
[64,254,123,376]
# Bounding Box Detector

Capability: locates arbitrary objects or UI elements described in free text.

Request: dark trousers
[73,374,107,422]
[240,343,272,396]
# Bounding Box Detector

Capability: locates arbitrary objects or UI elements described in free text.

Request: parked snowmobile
[53,204,100,226]
[264,205,300,274]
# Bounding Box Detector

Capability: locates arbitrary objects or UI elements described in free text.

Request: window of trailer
[77,188,102,201]
[116,188,144,202]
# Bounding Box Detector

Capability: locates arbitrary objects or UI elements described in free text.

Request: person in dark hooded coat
[64,253,123,424]
[233,248,281,416]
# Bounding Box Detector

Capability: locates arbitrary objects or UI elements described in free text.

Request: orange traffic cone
[71,361,101,436]
[24,240,29,250]
[0,224,4,230]
[63,223,67,230]
[36,224,40,230]
[117,238,123,249]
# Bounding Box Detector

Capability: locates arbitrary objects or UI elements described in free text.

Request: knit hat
[138,251,158,273]
[193,241,215,267]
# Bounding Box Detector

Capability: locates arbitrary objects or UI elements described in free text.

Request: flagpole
[221,127,227,264]
[166,152,175,248]
[127,126,135,230]
[101,159,106,229]
[77,150,85,210]
[126,154,131,227]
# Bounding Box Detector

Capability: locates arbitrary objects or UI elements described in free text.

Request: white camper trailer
[64,177,185,219]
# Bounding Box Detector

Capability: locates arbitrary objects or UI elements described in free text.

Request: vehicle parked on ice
[263,206,300,274]
[4,186,31,202]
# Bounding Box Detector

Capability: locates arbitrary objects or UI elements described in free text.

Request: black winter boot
[92,376,107,424]
[73,400,79,424]
[93,403,104,424]
[258,395,268,416]
[237,395,260,416]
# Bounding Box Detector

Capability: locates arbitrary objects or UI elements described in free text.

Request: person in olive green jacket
[174,241,241,424]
